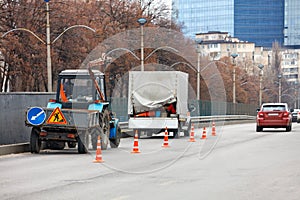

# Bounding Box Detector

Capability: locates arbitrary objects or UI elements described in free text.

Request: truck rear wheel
[110,125,121,148]
[78,131,89,154]
[183,121,191,137]
[30,127,41,154]
[173,129,179,138]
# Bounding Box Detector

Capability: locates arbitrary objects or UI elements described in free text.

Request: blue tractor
[25,69,121,153]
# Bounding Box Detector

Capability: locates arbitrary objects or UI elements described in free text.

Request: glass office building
[284,0,300,48]
[173,0,284,48]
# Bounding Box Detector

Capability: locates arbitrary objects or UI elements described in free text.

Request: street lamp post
[195,38,203,101]
[137,18,147,71]
[258,64,264,106]
[102,46,178,72]
[278,74,282,103]
[231,53,238,104]
[197,50,201,101]
[1,1,95,92]
[45,0,52,92]
[293,81,300,107]
[294,81,298,108]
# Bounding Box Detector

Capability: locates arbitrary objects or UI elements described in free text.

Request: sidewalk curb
[0,143,30,156]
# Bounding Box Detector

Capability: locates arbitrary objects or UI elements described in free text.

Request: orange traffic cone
[131,130,140,153]
[189,124,196,142]
[201,127,207,140]
[93,135,104,163]
[212,121,216,136]
[162,127,170,148]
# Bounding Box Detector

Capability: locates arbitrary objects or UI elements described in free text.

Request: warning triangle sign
[46,107,67,125]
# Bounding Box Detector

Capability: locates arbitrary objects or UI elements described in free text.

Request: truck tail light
[67,134,75,139]
[40,131,47,137]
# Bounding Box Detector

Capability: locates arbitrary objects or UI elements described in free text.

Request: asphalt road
[1,123,300,200]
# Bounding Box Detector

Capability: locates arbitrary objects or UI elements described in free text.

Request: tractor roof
[59,69,104,77]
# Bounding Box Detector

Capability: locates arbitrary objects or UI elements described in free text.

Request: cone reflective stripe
[93,135,104,163]
[201,127,207,140]
[189,124,196,142]
[131,130,140,153]
[212,121,216,136]
[162,127,170,147]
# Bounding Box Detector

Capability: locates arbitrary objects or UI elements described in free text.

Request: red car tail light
[258,112,264,118]
[283,111,289,117]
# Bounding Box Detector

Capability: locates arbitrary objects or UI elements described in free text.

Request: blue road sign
[27,107,46,126]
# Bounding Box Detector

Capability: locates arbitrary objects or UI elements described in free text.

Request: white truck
[128,71,191,138]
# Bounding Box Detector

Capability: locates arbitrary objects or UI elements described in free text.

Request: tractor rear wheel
[78,131,89,154]
[30,127,41,154]
[91,127,107,150]
[100,109,110,150]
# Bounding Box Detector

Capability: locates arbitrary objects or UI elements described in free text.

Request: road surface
[1,123,300,200]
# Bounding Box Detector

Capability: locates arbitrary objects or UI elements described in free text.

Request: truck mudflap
[128,117,178,129]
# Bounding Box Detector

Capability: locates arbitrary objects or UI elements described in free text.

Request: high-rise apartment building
[173,0,285,48]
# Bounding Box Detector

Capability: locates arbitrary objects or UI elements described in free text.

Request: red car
[256,103,293,132]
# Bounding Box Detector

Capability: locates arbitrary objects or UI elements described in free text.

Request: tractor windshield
[60,78,95,103]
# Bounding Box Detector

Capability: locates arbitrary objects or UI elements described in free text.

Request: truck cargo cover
[128,71,189,115]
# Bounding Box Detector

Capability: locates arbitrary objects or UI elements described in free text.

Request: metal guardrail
[190,115,256,123]
[119,115,256,131]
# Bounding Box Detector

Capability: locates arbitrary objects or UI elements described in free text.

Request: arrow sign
[27,107,46,126]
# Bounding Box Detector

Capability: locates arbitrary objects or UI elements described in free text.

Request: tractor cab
[52,69,107,109]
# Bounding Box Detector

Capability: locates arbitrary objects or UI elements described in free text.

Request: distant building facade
[195,31,265,74]
[195,31,300,84]
[173,0,285,48]
[281,50,300,83]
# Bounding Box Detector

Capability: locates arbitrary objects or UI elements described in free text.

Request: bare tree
[0,0,174,92]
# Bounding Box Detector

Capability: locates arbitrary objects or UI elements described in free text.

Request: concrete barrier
[0,92,55,145]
